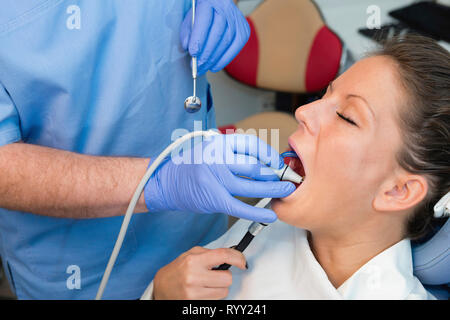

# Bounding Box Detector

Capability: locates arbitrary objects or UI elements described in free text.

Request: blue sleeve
[0,84,21,146]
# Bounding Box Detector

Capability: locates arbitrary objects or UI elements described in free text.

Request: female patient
[146,35,449,300]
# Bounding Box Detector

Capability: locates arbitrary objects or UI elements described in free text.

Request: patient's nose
[295,100,324,136]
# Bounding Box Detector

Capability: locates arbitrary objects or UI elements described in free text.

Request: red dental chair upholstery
[225,0,346,94]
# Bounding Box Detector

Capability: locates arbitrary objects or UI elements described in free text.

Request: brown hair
[373,35,450,240]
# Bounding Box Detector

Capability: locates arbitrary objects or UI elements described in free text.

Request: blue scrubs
[0,0,227,299]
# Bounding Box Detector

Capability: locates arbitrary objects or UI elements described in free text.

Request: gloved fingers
[197,11,227,76]
[180,9,193,52]
[226,134,284,170]
[188,2,215,57]
[220,193,277,223]
[227,155,279,181]
[226,175,296,199]
[200,19,236,74]
[210,18,250,72]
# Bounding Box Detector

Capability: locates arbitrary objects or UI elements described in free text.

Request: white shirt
[141,219,434,300]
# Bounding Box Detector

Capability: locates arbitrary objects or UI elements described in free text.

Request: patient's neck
[307,217,404,289]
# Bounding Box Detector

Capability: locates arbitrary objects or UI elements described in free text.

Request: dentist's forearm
[0,142,149,218]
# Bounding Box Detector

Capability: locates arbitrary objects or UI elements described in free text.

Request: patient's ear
[373,172,428,212]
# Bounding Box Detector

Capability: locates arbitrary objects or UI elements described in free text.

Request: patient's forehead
[333,55,406,118]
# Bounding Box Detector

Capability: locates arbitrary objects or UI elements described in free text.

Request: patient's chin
[272,199,295,222]
[272,197,311,228]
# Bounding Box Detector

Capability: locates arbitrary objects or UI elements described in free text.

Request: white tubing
[95,130,220,300]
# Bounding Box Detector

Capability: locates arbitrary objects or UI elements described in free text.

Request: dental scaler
[213,157,303,271]
[184,0,202,113]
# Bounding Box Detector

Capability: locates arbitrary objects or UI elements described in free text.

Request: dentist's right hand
[143,133,295,223]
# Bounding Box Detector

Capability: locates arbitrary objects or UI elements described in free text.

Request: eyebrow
[329,81,376,120]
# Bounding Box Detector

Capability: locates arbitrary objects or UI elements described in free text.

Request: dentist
[0,0,293,299]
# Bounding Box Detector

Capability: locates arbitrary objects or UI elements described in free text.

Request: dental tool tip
[273,164,303,184]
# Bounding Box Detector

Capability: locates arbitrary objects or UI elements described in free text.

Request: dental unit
[95,130,303,299]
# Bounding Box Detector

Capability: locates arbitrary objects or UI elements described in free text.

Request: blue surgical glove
[180,0,250,76]
[144,134,295,223]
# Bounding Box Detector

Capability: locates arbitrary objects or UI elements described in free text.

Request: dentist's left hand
[143,134,295,223]
[153,246,246,300]
[180,0,250,76]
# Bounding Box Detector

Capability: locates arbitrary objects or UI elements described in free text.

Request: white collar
[335,238,417,299]
[205,219,433,300]
[291,224,432,299]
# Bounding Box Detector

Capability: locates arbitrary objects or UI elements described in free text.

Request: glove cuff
[143,158,172,213]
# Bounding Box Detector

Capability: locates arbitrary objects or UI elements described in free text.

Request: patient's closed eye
[336,111,358,127]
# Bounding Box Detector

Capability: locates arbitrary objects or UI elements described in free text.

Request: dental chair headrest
[412,191,450,299]
[433,191,450,219]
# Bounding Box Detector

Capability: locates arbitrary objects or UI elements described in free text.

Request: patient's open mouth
[284,147,305,188]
